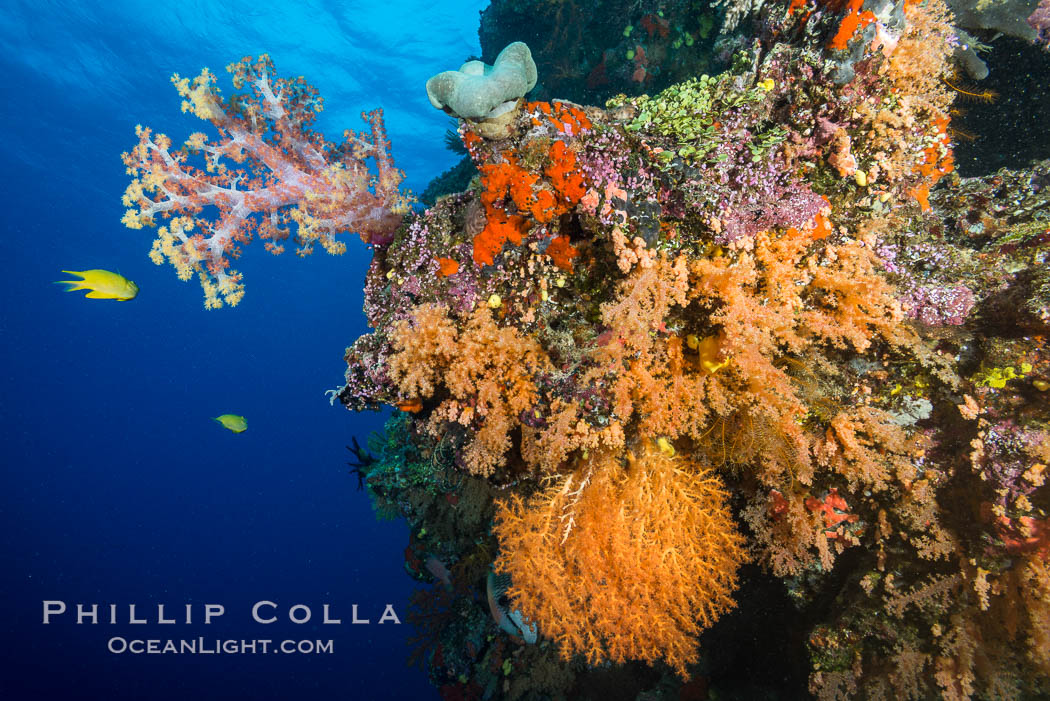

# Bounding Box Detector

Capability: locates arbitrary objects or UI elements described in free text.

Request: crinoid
[941,75,998,103]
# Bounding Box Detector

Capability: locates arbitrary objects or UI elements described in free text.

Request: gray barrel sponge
[426,42,537,120]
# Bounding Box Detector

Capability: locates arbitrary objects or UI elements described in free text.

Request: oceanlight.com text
[107,637,334,654]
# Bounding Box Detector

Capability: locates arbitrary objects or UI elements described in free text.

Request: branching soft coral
[681,228,934,573]
[388,304,553,476]
[687,230,914,475]
[381,222,931,582]
[586,253,701,437]
[121,54,412,308]
[1022,555,1050,675]
[492,447,745,677]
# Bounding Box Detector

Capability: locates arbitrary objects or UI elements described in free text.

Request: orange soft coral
[387,304,553,476]
[492,447,745,677]
[910,114,954,210]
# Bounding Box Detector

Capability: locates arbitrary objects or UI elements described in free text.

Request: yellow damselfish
[57,269,138,300]
[213,414,247,433]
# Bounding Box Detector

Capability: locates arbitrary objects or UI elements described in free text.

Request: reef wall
[337,1,1050,698]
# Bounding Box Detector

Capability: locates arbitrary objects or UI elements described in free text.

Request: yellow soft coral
[172,68,224,122]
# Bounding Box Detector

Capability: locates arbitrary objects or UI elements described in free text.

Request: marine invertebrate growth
[426,42,538,120]
[122,55,412,308]
[492,447,745,677]
[333,1,1050,695]
[387,303,553,477]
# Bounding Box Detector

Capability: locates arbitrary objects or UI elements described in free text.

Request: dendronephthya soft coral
[121,55,412,308]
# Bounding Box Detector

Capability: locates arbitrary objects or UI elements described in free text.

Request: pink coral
[121,54,411,308]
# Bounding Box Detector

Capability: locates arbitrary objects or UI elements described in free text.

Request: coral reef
[337,0,1050,696]
[115,0,1050,694]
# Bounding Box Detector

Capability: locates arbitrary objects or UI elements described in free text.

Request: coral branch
[492,447,745,677]
[121,54,412,308]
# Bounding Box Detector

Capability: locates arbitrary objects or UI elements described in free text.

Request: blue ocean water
[0,2,487,698]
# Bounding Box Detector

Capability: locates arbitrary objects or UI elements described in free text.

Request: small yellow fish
[57,269,138,300]
[213,414,247,433]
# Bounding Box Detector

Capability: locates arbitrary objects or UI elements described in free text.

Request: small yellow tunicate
[686,334,699,350]
[696,335,730,374]
[1034,379,1050,392]
[386,270,395,279]
[656,437,675,457]
[555,276,566,288]
[541,289,549,302]
[487,294,502,309]
[854,170,868,187]
[878,191,890,203]
[758,78,775,91]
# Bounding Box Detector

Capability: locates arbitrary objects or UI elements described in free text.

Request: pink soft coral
[121,54,411,308]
